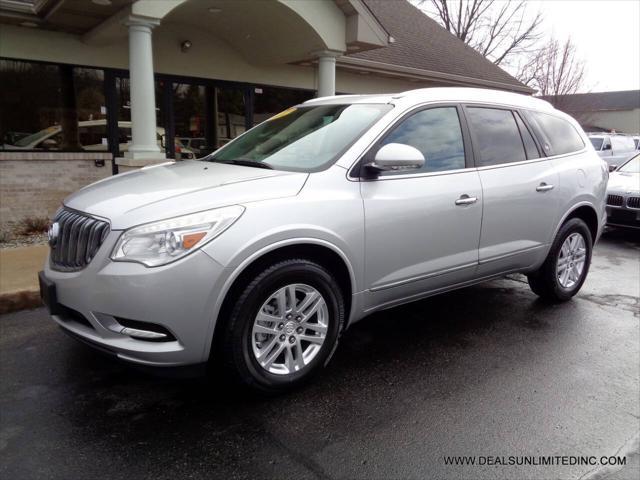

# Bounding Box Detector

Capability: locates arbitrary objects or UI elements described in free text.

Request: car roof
[303,87,555,112]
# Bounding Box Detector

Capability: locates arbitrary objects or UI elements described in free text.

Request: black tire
[220,258,345,393]
[527,217,593,302]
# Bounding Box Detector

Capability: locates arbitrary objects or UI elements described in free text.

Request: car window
[514,112,540,159]
[466,107,526,166]
[590,138,604,150]
[619,155,639,173]
[528,111,584,155]
[208,104,392,172]
[378,107,466,174]
[611,136,635,151]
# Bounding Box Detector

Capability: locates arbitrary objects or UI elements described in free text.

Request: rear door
[464,105,560,276]
[361,105,483,310]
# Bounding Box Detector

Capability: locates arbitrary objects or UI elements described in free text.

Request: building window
[0,59,106,152]
[253,86,314,125]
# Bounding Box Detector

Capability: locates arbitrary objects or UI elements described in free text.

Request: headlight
[111,205,244,267]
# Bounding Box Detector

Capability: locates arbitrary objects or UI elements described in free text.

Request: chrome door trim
[364,267,526,314]
[477,244,547,265]
[369,261,478,292]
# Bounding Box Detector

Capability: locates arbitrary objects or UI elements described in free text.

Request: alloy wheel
[556,232,587,289]
[251,283,329,375]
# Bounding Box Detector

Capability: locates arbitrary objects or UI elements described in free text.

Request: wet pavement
[1,230,638,480]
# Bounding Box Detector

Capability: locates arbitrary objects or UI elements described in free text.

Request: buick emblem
[48,222,60,247]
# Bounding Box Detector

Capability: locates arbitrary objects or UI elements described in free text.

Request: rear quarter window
[528,111,584,155]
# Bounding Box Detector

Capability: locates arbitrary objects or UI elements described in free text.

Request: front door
[361,105,483,311]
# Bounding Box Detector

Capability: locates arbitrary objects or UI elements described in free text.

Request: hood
[608,171,640,194]
[65,160,308,229]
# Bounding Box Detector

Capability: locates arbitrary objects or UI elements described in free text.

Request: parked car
[588,133,637,169]
[2,131,30,145]
[39,88,607,392]
[605,153,640,229]
[177,137,207,155]
[1,120,196,160]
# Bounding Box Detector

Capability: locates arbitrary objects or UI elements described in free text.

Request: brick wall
[0,152,113,230]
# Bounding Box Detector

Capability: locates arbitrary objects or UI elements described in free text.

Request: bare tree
[418,0,544,68]
[518,37,586,105]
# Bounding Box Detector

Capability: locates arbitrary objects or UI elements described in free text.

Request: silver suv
[39,88,607,392]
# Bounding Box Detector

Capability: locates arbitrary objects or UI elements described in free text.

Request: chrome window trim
[345,98,588,182]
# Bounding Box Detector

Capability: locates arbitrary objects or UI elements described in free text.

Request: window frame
[353,103,475,180]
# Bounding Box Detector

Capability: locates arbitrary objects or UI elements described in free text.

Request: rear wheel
[527,218,592,302]
[221,259,345,393]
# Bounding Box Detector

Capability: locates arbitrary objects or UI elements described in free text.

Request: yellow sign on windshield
[268,107,297,121]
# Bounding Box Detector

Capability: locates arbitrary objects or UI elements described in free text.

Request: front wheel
[527,218,593,302]
[221,259,345,393]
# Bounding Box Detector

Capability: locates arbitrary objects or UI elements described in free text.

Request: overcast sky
[526,0,640,93]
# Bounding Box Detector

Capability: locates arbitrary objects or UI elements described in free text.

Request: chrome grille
[50,209,109,271]
[606,194,624,206]
[627,197,640,209]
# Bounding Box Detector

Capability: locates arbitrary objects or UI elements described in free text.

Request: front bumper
[606,205,640,229]
[42,231,226,367]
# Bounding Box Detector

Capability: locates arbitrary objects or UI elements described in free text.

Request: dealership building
[0,0,530,226]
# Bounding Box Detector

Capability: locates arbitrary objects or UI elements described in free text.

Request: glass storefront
[0,60,107,152]
[0,58,313,169]
[253,86,314,124]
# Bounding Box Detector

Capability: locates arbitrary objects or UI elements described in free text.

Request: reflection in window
[210,104,391,172]
[0,60,62,150]
[381,107,466,173]
[529,111,584,155]
[0,60,106,152]
[466,107,526,166]
[217,87,246,149]
[253,86,314,125]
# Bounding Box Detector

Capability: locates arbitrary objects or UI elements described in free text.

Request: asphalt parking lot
[1,230,638,480]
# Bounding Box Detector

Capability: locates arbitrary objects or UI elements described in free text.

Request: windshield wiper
[218,159,273,170]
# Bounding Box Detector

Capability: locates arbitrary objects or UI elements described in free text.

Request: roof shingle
[540,90,640,112]
[353,0,528,91]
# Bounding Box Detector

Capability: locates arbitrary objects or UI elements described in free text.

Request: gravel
[0,233,48,249]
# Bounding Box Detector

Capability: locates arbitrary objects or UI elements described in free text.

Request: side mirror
[603,143,612,151]
[365,143,425,174]
[608,164,617,172]
[160,134,166,149]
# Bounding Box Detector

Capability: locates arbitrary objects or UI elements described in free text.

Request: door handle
[536,182,555,192]
[455,194,478,206]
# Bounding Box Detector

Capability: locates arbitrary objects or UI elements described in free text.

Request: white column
[125,16,164,160]
[315,50,343,98]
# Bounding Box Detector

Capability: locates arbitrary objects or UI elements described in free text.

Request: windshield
[619,155,640,173]
[205,104,392,172]
[13,126,58,147]
[589,137,603,150]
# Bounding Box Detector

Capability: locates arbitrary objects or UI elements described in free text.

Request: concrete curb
[0,290,42,315]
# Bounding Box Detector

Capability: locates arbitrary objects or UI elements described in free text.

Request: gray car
[39,88,608,392]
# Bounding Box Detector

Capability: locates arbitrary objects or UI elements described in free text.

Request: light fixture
[208,7,222,14]
[91,0,112,5]
[181,40,192,52]
[20,21,38,28]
